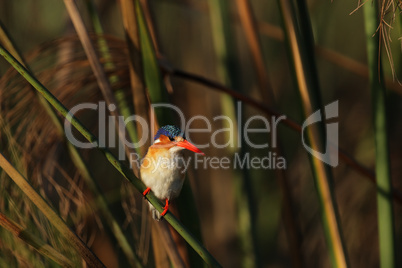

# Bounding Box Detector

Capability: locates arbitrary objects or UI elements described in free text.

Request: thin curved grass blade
[0,152,105,268]
[0,212,74,268]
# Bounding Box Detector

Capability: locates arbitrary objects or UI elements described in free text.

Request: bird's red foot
[160,199,169,217]
[142,187,151,197]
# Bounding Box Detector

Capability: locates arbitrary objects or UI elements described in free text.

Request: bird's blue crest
[154,125,185,141]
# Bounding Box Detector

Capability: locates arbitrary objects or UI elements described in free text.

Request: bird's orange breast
[140,135,179,176]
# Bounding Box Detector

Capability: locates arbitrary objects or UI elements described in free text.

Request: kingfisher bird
[140,125,204,220]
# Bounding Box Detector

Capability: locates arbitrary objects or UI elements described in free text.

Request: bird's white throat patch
[169,146,185,154]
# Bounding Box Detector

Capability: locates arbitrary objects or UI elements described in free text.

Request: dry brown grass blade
[63,0,140,176]
[140,0,160,54]
[119,0,152,157]
[236,0,274,100]
[151,222,170,268]
[156,221,187,268]
[0,212,74,268]
[279,0,347,266]
[0,152,105,268]
[234,1,303,265]
[0,20,24,64]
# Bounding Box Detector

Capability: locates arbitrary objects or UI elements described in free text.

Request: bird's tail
[149,203,163,221]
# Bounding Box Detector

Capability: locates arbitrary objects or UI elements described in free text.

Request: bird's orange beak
[176,140,205,155]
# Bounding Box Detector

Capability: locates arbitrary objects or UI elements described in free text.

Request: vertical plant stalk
[139,0,160,54]
[151,222,170,268]
[85,0,140,153]
[120,1,193,266]
[0,212,74,268]
[0,153,105,268]
[363,2,395,268]
[234,1,304,266]
[63,0,139,177]
[278,0,348,267]
[83,2,144,265]
[208,0,240,150]
[134,0,170,125]
[134,2,206,267]
[0,44,222,268]
[157,220,187,268]
[236,0,273,99]
[120,0,151,157]
[208,1,259,267]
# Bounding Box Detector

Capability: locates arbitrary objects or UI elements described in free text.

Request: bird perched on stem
[140,125,204,220]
